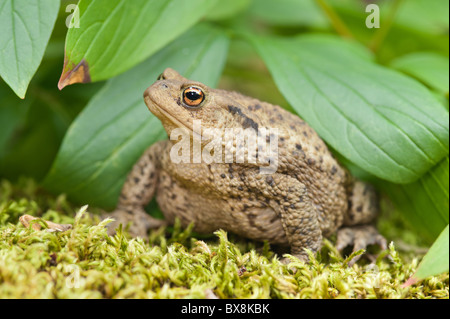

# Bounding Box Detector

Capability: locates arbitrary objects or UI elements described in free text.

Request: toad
[105,68,386,262]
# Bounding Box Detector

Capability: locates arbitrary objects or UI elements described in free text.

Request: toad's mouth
[144,94,203,140]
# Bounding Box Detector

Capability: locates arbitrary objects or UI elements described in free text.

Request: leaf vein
[83,0,125,60]
[298,65,419,176]
[309,65,436,165]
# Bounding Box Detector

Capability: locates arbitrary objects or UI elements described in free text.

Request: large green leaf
[384,156,449,243]
[0,0,59,98]
[249,34,449,183]
[58,0,218,89]
[44,24,230,209]
[390,52,449,96]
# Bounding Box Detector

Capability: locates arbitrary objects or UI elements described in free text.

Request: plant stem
[314,0,354,39]
[369,0,403,52]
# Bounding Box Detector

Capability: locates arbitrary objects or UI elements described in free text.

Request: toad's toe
[336,225,387,266]
[103,208,166,237]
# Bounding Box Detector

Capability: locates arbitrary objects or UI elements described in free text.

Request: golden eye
[183,86,205,107]
[157,73,165,81]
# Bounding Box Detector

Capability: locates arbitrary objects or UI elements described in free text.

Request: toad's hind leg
[249,174,322,262]
[344,180,379,226]
[337,180,387,264]
[104,142,168,237]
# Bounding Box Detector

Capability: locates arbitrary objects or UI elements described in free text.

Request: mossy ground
[0,178,448,299]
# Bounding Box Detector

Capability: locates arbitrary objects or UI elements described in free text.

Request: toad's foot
[103,207,166,237]
[19,214,72,232]
[280,253,308,265]
[336,225,387,266]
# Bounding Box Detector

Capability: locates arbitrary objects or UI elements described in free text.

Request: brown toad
[105,68,386,262]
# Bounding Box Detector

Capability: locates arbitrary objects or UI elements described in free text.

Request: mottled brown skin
[105,68,386,262]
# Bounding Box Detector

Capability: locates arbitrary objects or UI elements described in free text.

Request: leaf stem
[368,0,404,52]
[314,0,354,39]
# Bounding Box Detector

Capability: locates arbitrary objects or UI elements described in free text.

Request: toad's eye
[157,73,165,81]
[183,86,205,108]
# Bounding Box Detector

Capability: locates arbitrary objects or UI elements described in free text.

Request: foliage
[413,225,449,282]
[250,34,447,183]
[0,179,448,298]
[0,0,448,286]
[0,0,60,98]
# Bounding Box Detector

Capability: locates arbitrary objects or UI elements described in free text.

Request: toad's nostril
[161,83,168,89]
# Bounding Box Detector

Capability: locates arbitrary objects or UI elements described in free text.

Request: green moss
[0,178,448,299]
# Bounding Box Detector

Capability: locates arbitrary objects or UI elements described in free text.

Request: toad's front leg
[104,142,168,237]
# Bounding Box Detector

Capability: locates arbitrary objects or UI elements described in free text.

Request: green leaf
[207,0,251,21]
[44,24,230,209]
[248,0,328,28]
[58,0,218,89]
[393,0,449,36]
[326,1,449,64]
[0,0,59,98]
[410,225,449,283]
[249,34,449,183]
[390,52,449,96]
[0,94,64,180]
[0,83,31,153]
[384,156,449,243]
[329,0,449,36]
